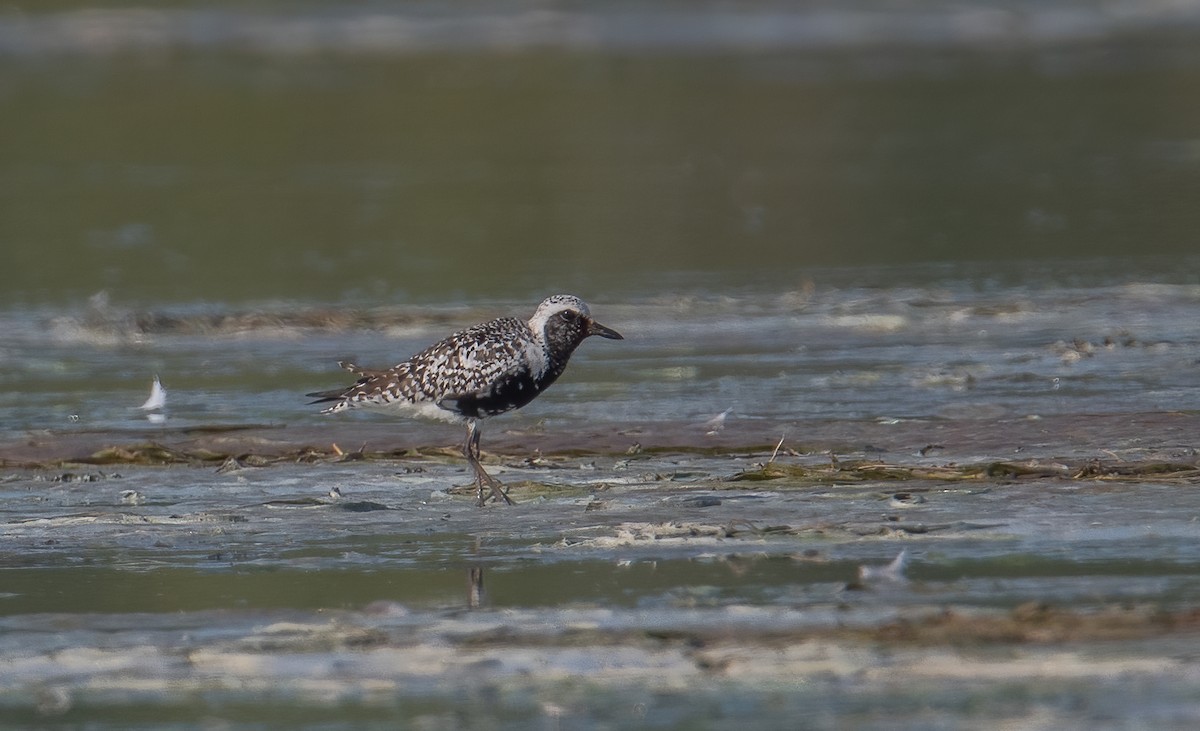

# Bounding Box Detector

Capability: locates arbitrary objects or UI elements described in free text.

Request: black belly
[446,371,552,418]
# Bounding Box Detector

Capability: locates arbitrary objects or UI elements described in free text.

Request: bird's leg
[463,421,514,507]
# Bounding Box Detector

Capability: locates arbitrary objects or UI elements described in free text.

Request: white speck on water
[858,549,909,583]
[139,375,167,411]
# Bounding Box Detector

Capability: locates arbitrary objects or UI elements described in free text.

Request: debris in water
[216,456,245,474]
[768,433,786,463]
[858,549,909,583]
[700,407,732,435]
[889,492,927,508]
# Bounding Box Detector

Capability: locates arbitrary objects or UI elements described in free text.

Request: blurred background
[4,0,1200,308]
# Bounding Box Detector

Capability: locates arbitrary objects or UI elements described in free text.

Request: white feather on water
[139,375,167,423]
[858,549,909,583]
[139,375,167,411]
[698,407,732,435]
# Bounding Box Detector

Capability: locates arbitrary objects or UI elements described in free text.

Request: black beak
[588,320,623,340]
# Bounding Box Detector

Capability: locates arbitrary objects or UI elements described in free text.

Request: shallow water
[5,262,1200,438]
[5,1,1200,728]
[3,452,1200,729]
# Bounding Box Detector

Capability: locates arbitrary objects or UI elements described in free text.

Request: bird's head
[530,294,623,350]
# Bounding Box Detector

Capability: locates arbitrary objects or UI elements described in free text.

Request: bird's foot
[474,473,515,507]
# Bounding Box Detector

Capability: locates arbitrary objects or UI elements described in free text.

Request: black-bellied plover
[307,294,623,506]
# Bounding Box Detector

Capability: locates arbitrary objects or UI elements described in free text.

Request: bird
[307,294,623,506]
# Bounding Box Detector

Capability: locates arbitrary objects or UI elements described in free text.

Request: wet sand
[4,410,1199,469]
[3,411,1200,726]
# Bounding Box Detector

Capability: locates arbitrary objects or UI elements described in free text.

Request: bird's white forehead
[530,294,590,322]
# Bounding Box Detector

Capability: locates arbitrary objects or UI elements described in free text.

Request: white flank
[523,337,547,380]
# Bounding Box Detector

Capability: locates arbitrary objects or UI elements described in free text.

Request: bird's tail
[305,387,349,405]
[307,361,385,411]
[337,360,388,378]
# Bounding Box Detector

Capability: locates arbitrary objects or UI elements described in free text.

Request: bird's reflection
[467,566,485,609]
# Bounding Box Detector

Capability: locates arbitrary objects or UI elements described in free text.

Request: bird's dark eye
[561,311,578,322]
